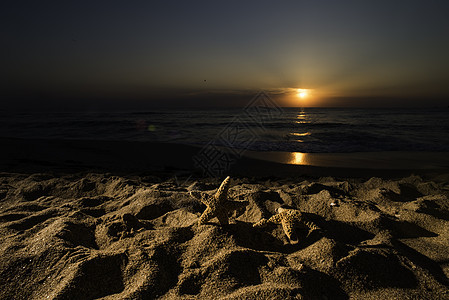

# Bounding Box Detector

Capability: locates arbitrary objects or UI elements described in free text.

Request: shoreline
[1,137,448,178]
[243,150,449,170]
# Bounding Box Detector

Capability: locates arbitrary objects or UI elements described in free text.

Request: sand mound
[1,172,449,299]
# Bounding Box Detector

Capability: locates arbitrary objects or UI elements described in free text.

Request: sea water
[1,107,448,153]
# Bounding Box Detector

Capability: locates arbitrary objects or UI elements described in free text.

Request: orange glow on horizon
[273,87,334,107]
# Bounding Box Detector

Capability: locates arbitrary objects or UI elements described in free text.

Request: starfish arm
[290,210,303,219]
[253,218,269,228]
[198,207,215,225]
[281,219,299,244]
[215,176,231,202]
[267,213,284,224]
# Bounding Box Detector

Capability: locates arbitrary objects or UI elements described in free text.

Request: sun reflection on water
[288,152,308,165]
[291,132,311,136]
[288,110,310,164]
[294,108,309,124]
[291,109,311,137]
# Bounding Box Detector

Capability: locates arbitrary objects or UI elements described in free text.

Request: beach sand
[1,138,449,299]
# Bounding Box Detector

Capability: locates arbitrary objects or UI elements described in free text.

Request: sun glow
[297,89,309,99]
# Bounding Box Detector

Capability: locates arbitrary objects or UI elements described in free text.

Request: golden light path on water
[291,109,309,164]
[245,107,313,165]
[289,109,311,143]
[289,152,308,164]
[294,111,308,124]
[244,151,311,165]
[291,132,311,136]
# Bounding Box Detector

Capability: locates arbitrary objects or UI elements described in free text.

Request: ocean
[1,107,449,153]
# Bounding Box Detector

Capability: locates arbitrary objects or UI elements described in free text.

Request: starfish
[190,176,249,225]
[253,207,319,244]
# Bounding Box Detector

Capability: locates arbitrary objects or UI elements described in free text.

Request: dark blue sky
[2,0,449,108]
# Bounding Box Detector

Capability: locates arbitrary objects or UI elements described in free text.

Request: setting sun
[297,89,309,99]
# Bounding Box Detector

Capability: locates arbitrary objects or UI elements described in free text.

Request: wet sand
[244,150,449,170]
[1,137,449,299]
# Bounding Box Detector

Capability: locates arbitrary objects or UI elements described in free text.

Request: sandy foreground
[1,138,449,299]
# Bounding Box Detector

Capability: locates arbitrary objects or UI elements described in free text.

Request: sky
[2,0,449,109]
